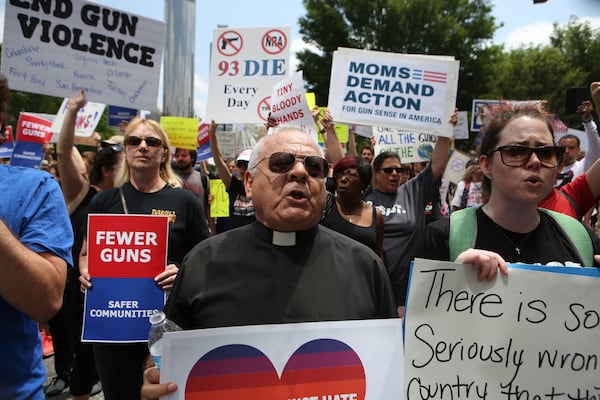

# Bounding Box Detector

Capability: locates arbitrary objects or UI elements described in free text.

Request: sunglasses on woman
[125,136,163,148]
[380,166,412,174]
[254,152,329,178]
[488,145,564,168]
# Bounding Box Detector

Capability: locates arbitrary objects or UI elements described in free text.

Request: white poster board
[161,319,404,400]
[443,150,473,184]
[2,0,165,111]
[372,126,437,163]
[270,71,316,141]
[51,97,106,139]
[404,258,600,399]
[207,26,291,124]
[328,48,459,137]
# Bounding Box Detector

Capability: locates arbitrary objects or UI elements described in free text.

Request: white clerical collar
[272,230,296,246]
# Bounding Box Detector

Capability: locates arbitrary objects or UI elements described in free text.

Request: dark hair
[175,148,198,165]
[332,156,372,190]
[89,146,121,185]
[372,151,400,171]
[479,103,554,193]
[558,134,580,147]
[360,146,373,154]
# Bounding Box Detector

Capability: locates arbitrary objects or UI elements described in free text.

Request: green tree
[297,0,503,111]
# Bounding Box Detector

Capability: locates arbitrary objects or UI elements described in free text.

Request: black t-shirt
[420,208,600,267]
[87,182,210,265]
[227,177,255,229]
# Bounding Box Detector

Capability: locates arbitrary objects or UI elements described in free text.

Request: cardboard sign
[2,0,165,110]
[206,26,291,123]
[328,48,459,137]
[160,116,199,150]
[209,179,230,218]
[404,258,600,398]
[161,319,404,400]
[82,214,169,343]
[51,97,106,139]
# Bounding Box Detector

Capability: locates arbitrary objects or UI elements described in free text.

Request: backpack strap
[449,207,477,261]
[539,208,593,266]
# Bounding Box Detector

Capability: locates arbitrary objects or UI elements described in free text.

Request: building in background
[163,0,196,117]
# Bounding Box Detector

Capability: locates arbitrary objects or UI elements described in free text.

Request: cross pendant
[515,247,521,255]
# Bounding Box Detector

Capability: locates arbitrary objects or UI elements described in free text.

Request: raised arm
[320,109,344,164]
[208,120,232,189]
[430,110,457,181]
[56,91,89,214]
[348,125,358,158]
[582,83,600,172]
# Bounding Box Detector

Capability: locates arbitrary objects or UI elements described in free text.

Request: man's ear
[243,170,253,199]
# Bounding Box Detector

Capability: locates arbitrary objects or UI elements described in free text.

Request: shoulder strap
[540,208,593,266]
[557,190,581,220]
[449,207,477,261]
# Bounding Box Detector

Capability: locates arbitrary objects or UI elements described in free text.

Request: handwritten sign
[270,71,316,141]
[404,258,600,398]
[82,214,169,343]
[373,127,437,163]
[160,319,404,400]
[160,116,198,150]
[51,97,106,138]
[206,26,291,123]
[328,48,459,137]
[2,1,165,111]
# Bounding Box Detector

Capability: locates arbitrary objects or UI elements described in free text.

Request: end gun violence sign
[404,258,600,400]
[328,48,459,138]
[1,0,165,111]
[82,214,169,343]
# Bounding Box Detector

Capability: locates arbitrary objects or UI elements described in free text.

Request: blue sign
[108,105,138,127]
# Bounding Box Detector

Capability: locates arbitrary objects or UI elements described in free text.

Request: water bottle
[148,311,182,371]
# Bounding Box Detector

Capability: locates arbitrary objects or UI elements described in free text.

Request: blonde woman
[78,118,210,399]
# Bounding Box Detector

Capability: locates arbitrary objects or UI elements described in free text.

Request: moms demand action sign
[405,259,600,399]
[82,214,169,343]
[2,0,165,111]
[328,48,459,138]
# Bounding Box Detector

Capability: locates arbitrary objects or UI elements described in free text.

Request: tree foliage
[297,0,503,111]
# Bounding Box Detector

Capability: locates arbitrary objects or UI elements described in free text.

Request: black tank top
[321,201,378,253]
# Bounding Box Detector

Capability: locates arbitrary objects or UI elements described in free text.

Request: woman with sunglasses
[78,118,210,399]
[365,115,455,317]
[321,156,384,260]
[421,104,600,279]
[51,91,122,399]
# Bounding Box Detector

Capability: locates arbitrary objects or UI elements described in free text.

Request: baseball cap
[102,135,124,146]
[236,149,252,162]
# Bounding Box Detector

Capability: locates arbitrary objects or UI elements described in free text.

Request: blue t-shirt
[0,166,73,399]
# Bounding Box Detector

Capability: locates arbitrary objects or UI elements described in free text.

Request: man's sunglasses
[380,166,411,174]
[255,152,329,178]
[124,136,163,148]
[488,145,564,168]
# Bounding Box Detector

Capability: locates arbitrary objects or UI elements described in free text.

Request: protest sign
[161,319,404,400]
[206,26,291,123]
[2,0,165,111]
[453,111,469,139]
[328,48,459,137]
[372,126,437,163]
[270,71,316,141]
[108,105,137,127]
[443,149,473,184]
[160,116,199,150]
[404,258,600,399]
[209,179,230,218]
[471,99,543,132]
[51,97,105,139]
[82,214,169,343]
[10,112,53,168]
[196,123,212,161]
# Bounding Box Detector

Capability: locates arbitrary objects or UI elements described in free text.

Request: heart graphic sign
[185,339,366,400]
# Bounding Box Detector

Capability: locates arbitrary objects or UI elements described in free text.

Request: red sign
[257,96,271,122]
[197,123,210,147]
[87,214,169,279]
[16,113,53,144]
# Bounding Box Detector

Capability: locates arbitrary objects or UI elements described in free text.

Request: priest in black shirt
[141,127,396,399]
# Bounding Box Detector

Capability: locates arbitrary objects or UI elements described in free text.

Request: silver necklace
[493,223,533,255]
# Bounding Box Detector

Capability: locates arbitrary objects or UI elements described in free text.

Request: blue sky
[0,0,599,119]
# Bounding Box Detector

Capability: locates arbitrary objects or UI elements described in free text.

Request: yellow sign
[160,116,198,150]
[209,179,230,218]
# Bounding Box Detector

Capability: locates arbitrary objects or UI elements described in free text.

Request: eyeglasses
[124,136,163,148]
[236,160,249,169]
[334,171,359,180]
[380,166,411,174]
[254,152,329,178]
[488,145,564,168]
